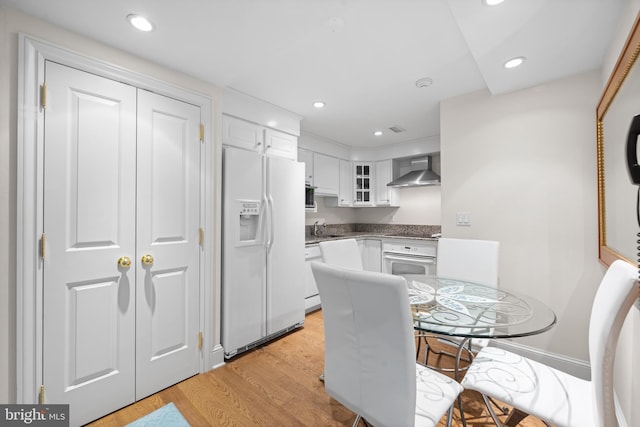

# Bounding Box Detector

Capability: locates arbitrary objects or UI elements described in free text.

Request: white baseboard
[209,344,226,371]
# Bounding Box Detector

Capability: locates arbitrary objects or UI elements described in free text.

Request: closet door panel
[42,61,137,427]
[135,89,201,399]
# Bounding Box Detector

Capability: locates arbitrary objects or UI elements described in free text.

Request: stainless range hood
[387,156,440,187]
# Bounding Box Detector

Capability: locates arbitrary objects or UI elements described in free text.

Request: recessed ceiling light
[483,0,505,5]
[127,14,155,32]
[313,101,326,109]
[373,131,383,136]
[504,56,525,69]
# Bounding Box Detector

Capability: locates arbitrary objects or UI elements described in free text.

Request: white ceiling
[0,0,624,147]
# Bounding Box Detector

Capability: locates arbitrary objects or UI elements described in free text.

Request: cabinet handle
[141,254,154,266]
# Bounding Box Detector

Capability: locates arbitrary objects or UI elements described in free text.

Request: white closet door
[135,89,201,399]
[42,61,137,426]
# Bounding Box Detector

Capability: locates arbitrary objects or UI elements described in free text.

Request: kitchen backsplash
[305,223,441,238]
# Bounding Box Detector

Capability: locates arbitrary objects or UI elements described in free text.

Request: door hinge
[198,332,203,350]
[199,228,204,246]
[40,82,47,110]
[39,385,45,404]
[199,123,204,142]
[40,233,46,260]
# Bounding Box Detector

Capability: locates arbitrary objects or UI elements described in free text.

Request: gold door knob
[118,256,132,268]
[141,254,154,266]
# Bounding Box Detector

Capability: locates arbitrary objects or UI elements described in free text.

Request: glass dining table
[402,274,557,427]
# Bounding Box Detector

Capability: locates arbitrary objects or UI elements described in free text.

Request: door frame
[16,34,217,404]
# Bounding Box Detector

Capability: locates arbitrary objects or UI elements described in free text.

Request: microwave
[305,185,315,208]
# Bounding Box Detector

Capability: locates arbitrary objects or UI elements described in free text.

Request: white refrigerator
[222,146,305,358]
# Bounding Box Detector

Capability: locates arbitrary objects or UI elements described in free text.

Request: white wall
[0,6,223,404]
[307,186,441,226]
[354,186,441,225]
[441,71,603,358]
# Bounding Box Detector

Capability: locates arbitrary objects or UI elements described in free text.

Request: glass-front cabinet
[354,162,373,206]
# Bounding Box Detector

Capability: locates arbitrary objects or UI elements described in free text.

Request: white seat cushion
[461,346,594,427]
[415,363,463,427]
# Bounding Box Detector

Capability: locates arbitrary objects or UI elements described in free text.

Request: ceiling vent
[388,126,406,133]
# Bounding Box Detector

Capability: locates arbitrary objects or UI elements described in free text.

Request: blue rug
[126,402,190,427]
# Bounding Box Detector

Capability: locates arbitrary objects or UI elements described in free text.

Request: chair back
[319,238,364,270]
[311,261,416,426]
[436,238,499,286]
[588,259,639,427]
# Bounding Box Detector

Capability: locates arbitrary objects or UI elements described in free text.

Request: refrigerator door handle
[267,193,275,252]
[261,194,269,247]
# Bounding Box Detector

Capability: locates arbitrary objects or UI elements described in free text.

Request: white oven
[382,240,436,276]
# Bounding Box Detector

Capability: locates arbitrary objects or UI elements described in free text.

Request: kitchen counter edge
[305,233,438,245]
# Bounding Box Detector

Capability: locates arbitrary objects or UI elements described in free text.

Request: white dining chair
[418,238,500,365]
[318,238,364,270]
[461,259,639,427]
[436,237,500,286]
[311,262,463,427]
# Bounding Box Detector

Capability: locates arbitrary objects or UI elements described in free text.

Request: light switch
[456,212,471,226]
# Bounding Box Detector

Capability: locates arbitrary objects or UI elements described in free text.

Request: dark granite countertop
[305,231,439,245]
[304,223,441,244]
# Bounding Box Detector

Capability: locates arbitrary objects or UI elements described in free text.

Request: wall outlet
[456,212,471,226]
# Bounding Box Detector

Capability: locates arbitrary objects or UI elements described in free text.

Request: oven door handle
[383,253,436,264]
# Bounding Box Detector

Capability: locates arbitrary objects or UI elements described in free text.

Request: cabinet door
[338,159,353,206]
[304,245,323,311]
[265,128,297,160]
[222,115,264,152]
[314,153,339,196]
[298,148,314,185]
[375,159,398,206]
[358,239,382,272]
[354,162,374,206]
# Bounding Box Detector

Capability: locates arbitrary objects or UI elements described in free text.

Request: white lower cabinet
[358,239,382,272]
[304,244,323,312]
[304,238,382,313]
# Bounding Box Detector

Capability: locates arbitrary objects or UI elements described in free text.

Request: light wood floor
[87,310,547,427]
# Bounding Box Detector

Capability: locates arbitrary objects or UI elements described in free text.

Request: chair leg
[423,336,431,365]
[488,396,509,415]
[480,393,504,427]
[351,414,362,427]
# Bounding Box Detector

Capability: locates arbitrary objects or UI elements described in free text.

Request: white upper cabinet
[375,159,399,207]
[353,162,374,206]
[298,148,314,185]
[338,159,353,206]
[223,115,297,160]
[313,153,339,196]
[264,128,297,160]
[223,115,264,151]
